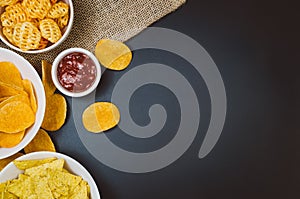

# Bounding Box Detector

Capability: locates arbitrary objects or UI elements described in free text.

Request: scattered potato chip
[24,129,55,153]
[0,62,23,88]
[13,21,41,51]
[95,39,132,70]
[82,102,120,133]
[42,60,56,96]
[0,152,23,171]
[42,94,67,131]
[22,79,37,113]
[13,157,57,170]
[47,1,68,18]
[39,18,62,43]
[1,3,27,27]
[0,101,35,133]
[0,130,25,148]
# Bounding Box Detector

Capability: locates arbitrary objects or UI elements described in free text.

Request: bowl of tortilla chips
[0,48,46,159]
[0,151,100,199]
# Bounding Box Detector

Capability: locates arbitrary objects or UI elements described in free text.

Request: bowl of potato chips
[0,48,46,159]
[0,151,101,198]
[0,0,74,53]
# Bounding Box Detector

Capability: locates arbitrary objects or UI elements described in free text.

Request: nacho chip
[95,39,132,70]
[24,129,55,153]
[0,152,23,171]
[13,157,57,170]
[0,130,25,148]
[82,102,120,133]
[0,101,35,133]
[41,94,67,131]
[24,158,64,176]
[42,60,56,96]
[0,62,22,89]
[22,79,37,113]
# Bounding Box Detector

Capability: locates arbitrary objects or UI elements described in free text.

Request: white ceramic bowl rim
[52,48,101,97]
[0,151,101,199]
[0,0,74,54]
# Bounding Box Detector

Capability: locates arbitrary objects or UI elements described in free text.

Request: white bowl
[0,0,74,54]
[0,151,101,199]
[0,48,46,159]
[52,48,101,97]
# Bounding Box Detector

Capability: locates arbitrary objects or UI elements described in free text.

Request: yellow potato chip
[0,130,25,148]
[39,18,62,43]
[0,62,23,89]
[95,39,132,70]
[24,129,55,153]
[42,60,56,96]
[41,94,67,131]
[0,101,35,133]
[0,152,23,171]
[82,102,120,133]
[1,3,27,27]
[22,0,51,19]
[0,81,24,98]
[2,26,15,45]
[13,157,57,170]
[0,93,30,109]
[0,97,9,102]
[47,2,69,18]
[0,0,18,7]
[13,22,41,51]
[55,13,68,29]
[37,37,49,50]
[22,79,37,113]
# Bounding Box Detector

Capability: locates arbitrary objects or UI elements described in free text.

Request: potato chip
[42,60,56,96]
[0,101,35,133]
[13,21,41,51]
[2,26,15,44]
[13,157,57,170]
[82,102,120,133]
[0,152,23,171]
[22,0,51,19]
[1,3,27,27]
[0,62,23,89]
[0,130,25,148]
[37,37,49,50]
[55,13,68,29]
[0,81,24,98]
[0,93,30,109]
[47,2,69,18]
[0,97,9,102]
[22,79,37,113]
[24,129,55,153]
[95,39,132,70]
[39,18,62,43]
[0,0,18,7]
[41,94,67,131]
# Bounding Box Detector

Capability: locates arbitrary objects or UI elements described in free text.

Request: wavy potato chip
[22,0,51,19]
[0,0,19,7]
[41,94,67,131]
[42,60,56,96]
[47,2,68,18]
[24,129,55,153]
[39,18,61,43]
[0,101,35,133]
[55,13,68,29]
[0,152,23,171]
[0,62,23,89]
[13,21,41,51]
[95,39,132,70]
[22,79,37,113]
[2,26,15,44]
[37,37,49,50]
[0,130,25,148]
[82,102,120,133]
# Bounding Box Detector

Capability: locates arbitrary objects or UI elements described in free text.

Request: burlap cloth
[0,0,186,74]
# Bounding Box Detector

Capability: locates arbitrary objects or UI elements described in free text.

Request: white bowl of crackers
[0,151,101,199]
[0,0,74,53]
[0,48,46,159]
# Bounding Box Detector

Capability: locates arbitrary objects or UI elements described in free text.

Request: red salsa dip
[57,52,97,92]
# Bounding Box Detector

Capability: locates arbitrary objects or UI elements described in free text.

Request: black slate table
[49,0,300,198]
